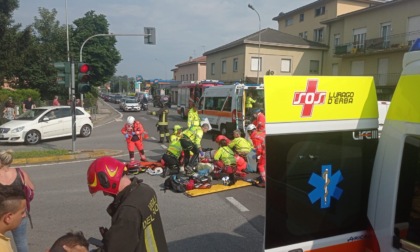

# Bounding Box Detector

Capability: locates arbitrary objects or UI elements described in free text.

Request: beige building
[322,0,420,100]
[204,28,328,84]
[272,0,379,43]
[172,56,207,82]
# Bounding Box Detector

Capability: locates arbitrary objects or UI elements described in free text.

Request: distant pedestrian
[3,98,15,121]
[52,96,60,106]
[22,97,35,113]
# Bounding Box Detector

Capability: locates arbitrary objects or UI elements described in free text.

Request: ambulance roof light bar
[409,38,420,52]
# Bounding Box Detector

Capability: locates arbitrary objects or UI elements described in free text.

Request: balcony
[334,30,420,57]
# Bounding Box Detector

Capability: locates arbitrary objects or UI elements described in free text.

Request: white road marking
[226,197,249,212]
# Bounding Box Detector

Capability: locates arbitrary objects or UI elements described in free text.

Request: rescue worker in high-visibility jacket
[151,101,170,143]
[180,123,210,175]
[170,125,183,143]
[214,138,237,186]
[161,139,183,177]
[245,95,256,118]
[121,116,147,163]
[228,129,253,157]
[187,100,200,129]
[247,123,266,187]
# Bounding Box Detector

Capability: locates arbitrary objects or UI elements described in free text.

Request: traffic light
[53,62,70,86]
[78,63,91,94]
[144,27,156,45]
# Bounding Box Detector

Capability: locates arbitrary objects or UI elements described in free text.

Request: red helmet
[215,135,231,144]
[87,156,126,195]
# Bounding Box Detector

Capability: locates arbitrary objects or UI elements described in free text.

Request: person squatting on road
[121,116,147,163]
[252,108,266,132]
[213,138,237,186]
[0,149,35,252]
[151,102,170,143]
[161,138,183,178]
[0,185,26,252]
[180,123,210,176]
[247,124,266,188]
[87,156,168,252]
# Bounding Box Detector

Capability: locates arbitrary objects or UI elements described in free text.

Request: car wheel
[25,130,41,145]
[80,125,92,137]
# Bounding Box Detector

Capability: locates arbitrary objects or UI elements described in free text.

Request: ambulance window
[394,136,420,247]
[204,98,214,110]
[198,97,205,110]
[265,131,377,249]
[216,97,225,110]
[223,97,232,112]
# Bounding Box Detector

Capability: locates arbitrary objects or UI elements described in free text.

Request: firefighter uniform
[151,103,170,143]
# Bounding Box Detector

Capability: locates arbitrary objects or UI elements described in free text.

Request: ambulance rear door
[264,76,379,252]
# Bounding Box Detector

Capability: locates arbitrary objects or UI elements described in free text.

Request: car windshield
[125,99,137,104]
[16,108,48,120]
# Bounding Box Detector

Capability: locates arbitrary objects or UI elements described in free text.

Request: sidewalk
[13,99,123,165]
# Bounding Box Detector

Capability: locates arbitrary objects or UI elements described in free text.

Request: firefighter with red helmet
[87,156,168,251]
[121,116,147,163]
[247,123,266,187]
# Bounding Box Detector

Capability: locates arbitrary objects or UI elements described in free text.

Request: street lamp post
[248,3,261,85]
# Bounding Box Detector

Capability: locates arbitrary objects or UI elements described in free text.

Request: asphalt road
[5,100,266,251]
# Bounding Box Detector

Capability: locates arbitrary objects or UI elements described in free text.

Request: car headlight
[11,126,25,133]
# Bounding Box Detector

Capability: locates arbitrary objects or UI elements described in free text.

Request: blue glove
[125,134,129,139]
[199,151,204,156]
[132,131,136,135]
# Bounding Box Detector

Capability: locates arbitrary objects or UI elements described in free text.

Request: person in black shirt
[22,97,35,112]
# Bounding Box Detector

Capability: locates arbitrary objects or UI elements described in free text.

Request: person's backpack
[164,175,186,193]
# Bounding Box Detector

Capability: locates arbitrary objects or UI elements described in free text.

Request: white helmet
[246,124,256,131]
[127,116,135,125]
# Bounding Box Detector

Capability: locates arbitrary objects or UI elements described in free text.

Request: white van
[197,83,264,136]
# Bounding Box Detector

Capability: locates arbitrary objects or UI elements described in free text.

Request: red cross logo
[293,79,326,117]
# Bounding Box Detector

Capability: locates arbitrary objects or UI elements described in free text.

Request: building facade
[172,56,206,82]
[204,28,327,84]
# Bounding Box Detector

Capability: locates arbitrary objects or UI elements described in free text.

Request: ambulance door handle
[288,249,303,252]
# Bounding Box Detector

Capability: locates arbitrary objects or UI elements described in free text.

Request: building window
[211,63,215,75]
[222,60,227,73]
[281,59,291,73]
[286,17,293,26]
[233,58,238,72]
[314,28,324,42]
[353,28,367,50]
[334,34,341,46]
[315,6,325,17]
[381,22,391,48]
[309,60,320,74]
[251,57,261,71]
[299,13,304,22]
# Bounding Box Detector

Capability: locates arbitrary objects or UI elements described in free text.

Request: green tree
[71,11,121,88]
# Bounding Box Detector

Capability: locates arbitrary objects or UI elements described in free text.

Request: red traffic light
[79,63,90,73]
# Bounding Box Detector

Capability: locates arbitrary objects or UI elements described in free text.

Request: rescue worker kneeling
[180,123,210,176]
[161,139,183,178]
[213,139,237,186]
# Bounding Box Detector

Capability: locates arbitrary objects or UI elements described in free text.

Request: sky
[13,0,313,80]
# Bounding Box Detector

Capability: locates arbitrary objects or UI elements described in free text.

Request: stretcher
[184,180,252,197]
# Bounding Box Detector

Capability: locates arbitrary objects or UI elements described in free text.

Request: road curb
[13,149,123,165]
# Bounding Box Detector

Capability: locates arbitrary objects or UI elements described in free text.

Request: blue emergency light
[409,38,420,52]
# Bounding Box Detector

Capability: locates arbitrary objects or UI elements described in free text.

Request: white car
[0,106,93,145]
[122,99,141,112]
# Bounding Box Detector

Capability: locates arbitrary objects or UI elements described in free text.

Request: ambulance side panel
[264,76,379,251]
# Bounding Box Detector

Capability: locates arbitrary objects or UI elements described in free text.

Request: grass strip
[13,149,70,159]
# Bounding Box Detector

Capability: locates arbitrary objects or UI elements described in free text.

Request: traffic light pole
[71,61,76,153]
